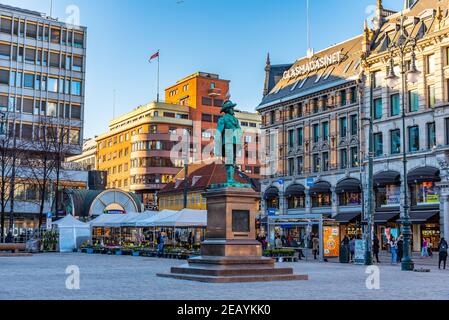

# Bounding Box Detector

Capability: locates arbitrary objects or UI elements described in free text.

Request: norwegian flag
[148,50,159,63]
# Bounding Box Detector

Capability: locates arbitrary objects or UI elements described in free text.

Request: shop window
[287,195,305,209]
[410,182,439,206]
[339,193,361,206]
[312,193,331,207]
[375,184,401,208]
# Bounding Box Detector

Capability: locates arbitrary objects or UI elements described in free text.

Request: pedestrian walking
[373,235,380,263]
[421,238,429,258]
[389,236,398,265]
[349,237,356,263]
[438,238,448,270]
[397,235,404,263]
[428,240,434,258]
[312,235,320,260]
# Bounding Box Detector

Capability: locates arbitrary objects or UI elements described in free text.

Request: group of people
[265,233,320,260]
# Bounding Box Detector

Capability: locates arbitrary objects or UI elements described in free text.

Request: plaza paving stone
[0,253,448,300]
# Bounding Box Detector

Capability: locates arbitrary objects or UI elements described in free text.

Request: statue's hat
[221,100,237,113]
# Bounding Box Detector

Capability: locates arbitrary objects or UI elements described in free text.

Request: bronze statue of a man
[215,100,243,185]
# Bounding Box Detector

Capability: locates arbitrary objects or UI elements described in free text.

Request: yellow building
[95,102,193,209]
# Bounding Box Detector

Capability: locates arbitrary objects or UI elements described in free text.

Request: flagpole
[157,51,160,103]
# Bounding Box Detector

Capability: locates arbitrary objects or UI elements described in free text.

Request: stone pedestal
[158,187,308,283]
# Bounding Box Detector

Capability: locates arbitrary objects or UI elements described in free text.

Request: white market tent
[121,211,160,227]
[89,213,126,228]
[52,215,91,253]
[154,209,207,228]
[136,210,178,227]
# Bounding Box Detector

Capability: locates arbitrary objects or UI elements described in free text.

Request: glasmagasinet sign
[283,51,342,80]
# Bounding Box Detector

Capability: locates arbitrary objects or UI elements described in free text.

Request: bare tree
[0,112,27,242]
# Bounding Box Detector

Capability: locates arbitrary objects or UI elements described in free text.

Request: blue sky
[2,0,403,138]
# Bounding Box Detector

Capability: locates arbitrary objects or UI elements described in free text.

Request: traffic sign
[306,177,315,187]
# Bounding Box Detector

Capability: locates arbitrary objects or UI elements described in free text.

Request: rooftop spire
[266,53,271,66]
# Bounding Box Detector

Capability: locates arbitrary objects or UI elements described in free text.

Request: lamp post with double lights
[384,14,421,271]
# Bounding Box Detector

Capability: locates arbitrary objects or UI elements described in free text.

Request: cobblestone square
[1,253,448,300]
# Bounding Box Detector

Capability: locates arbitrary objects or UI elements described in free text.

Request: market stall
[52,215,91,253]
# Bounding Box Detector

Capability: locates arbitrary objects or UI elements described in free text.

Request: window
[73,56,83,72]
[25,48,35,63]
[71,105,81,120]
[35,75,41,90]
[428,85,436,108]
[408,126,419,152]
[66,55,72,70]
[350,87,357,104]
[373,71,382,88]
[48,77,58,92]
[350,147,358,167]
[288,158,295,176]
[390,94,400,116]
[270,111,275,125]
[297,157,303,175]
[0,18,12,34]
[350,115,358,136]
[9,71,15,86]
[409,90,419,112]
[288,130,295,148]
[0,69,9,85]
[24,73,34,89]
[0,43,10,59]
[390,129,401,154]
[322,152,329,171]
[201,113,212,122]
[374,98,382,119]
[47,102,57,117]
[313,98,319,114]
[71,80,82,95]
[322,121,329,141]
[374,133,383,157]
[312,124,320,143]
[339,117,347,138]
[49,52,59,68]
[50,28,61,44]
[339,149,348,169]
[426,55,435,75]
[427,122,436,149]
[202,97,212,106]
[213,99,224,107]
[340,90,347,106]
[312,154,320,173]
[16,72,22,87]
[297,128,303,146]
[22,98,33,114]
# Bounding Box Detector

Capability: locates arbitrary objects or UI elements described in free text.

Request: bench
[0,243,27,253]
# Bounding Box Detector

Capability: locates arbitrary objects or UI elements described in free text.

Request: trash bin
[339,244,350,263]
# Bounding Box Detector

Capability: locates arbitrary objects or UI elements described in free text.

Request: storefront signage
[354,240,366,265]
[306,178,315,188]
[323,226,340,258]
[283,51,342,80]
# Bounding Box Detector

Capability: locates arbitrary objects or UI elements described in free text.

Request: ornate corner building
[258,0,449,251]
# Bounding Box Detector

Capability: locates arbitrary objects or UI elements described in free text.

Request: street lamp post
[384,14,421,271]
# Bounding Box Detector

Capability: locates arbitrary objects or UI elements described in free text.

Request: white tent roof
[154,209,207,228]
[136,210,178,227]
[90,213,127,227]
[121,211,159,227]
[52,214,90,229]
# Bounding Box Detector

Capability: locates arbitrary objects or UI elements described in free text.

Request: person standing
[397,235,404,263]
[438,238,448,270]
[157,232,166,257]
[421,238,429,258]
[275,236,283,249]
[312,235,320,260]
[389,236,398,265]
[349,237,356,263]
[373,235,380,264]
